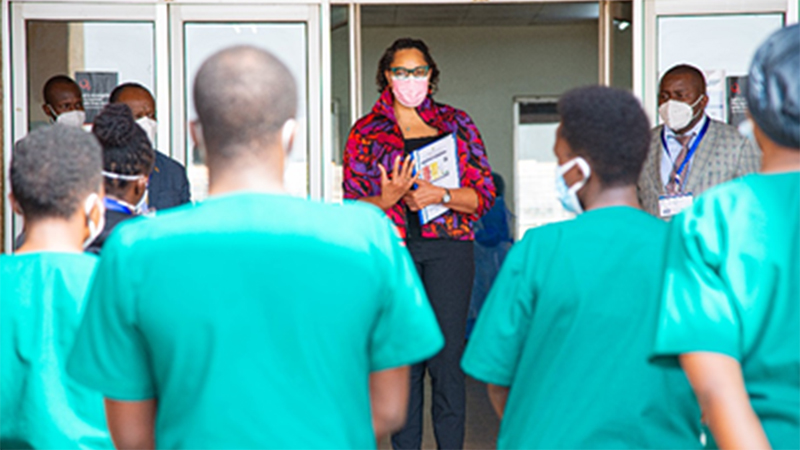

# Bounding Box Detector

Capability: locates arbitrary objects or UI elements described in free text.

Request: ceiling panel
[362,2,603,28]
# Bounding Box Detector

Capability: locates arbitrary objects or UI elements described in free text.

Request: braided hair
[91,103,155,197]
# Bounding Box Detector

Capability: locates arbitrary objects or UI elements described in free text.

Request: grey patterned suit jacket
[637,118,761,217]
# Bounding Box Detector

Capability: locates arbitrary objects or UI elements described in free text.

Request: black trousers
[391,239,475,450]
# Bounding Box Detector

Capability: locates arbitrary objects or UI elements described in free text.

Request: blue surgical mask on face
[555,157,591,215]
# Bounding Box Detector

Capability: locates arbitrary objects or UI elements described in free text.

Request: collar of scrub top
[661,114,710,184]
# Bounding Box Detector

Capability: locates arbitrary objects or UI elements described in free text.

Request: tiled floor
[378,376,501,450]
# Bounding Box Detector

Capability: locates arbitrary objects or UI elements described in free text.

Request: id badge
[659,193,693,218]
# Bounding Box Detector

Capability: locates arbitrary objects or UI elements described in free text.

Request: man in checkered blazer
[637,64,761,218]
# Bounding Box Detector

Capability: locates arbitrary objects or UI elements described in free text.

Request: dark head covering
[746,24,800,148]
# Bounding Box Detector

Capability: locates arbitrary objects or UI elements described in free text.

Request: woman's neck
[761,145,800,174]
[582,185,641,212]
[393,100,437,138]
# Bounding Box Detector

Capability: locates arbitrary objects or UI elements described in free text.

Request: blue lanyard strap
[660,118,711,179]
[104,197,134,215]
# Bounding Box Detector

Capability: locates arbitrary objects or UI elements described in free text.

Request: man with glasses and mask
[1,125,112,449]
[42,75,86,128]
[637,64,760,219]
[109,82,191,211]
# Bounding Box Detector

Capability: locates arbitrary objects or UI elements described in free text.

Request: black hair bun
[92,103,137,148]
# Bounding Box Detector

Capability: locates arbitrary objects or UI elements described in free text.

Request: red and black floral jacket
[343,89,496,240]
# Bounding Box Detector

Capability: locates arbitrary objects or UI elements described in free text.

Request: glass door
[636,0,793,124]
[6,2,161,251]
[170,4,321,201]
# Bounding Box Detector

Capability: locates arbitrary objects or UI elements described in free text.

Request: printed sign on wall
[75,71,118,123]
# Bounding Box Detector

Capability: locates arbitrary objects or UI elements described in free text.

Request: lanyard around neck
[660,118,711,179]
[104,197,135,215]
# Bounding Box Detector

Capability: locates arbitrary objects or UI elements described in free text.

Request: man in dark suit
[109,83,191,211]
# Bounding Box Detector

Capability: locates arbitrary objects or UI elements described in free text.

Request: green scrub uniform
[67,193,444,449]
[1,253,113,449]
[653,172,800,449]
[462,206,702,449]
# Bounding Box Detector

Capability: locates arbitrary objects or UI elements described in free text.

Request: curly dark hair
[91,103,155,197]
[11,124,102,220]
[557,86,651,186]
[376,38,440,94]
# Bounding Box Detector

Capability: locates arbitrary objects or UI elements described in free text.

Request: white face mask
[136,116,158,147]
[555,157,591,215]
[82,193,106,249]
[48,105,86,128]
[658,96,704,132]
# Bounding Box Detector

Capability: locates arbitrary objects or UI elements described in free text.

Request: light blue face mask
[555,157,591,214]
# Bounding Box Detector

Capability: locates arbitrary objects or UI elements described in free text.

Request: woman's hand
[377,155,417,210]
[403,179,445,212]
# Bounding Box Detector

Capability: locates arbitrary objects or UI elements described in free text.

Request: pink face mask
[391,76,429,108]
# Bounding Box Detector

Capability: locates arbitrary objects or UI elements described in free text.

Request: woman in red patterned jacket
[343,37,495,450]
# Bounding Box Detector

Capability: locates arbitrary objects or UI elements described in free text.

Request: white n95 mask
[555,157,591,215]
[658,96,703,132]
[53,109,86,128]
[136,117,158,147]
[82,193,105,249]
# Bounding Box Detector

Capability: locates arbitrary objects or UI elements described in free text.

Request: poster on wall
[727,76,749,128]
[75,71,118,123]
[704,69,726,123]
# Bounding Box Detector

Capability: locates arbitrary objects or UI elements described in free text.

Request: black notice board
[75,71,118,123]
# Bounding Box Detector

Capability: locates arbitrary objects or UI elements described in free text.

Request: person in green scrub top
[461,86,702,449]
[66,46,444,449]
[1,124,112,449]
[652,24,800,449]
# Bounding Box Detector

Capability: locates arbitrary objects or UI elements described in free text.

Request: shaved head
[660,64,707,94]
[43,75,81,105]
[193,46,297,163]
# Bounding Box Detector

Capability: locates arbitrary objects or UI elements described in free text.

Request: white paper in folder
[410,133,460,224]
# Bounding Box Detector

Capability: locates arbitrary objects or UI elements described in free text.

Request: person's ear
[8,192,23,215]
[42,103,55,120]
[88,197,102,226]
[385,70,393,89]
[699,93,709,110]
[189,120,207,162]
[190,121,204,150]
[83,193,103,236]
[281,119,297,155]
[135,177,148,198]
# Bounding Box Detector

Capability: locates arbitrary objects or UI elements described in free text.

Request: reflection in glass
[27,21,154,131]
[515,101,573,238]
[330,5,350,204]
[184,23,307,201]
[657,14,783,123]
